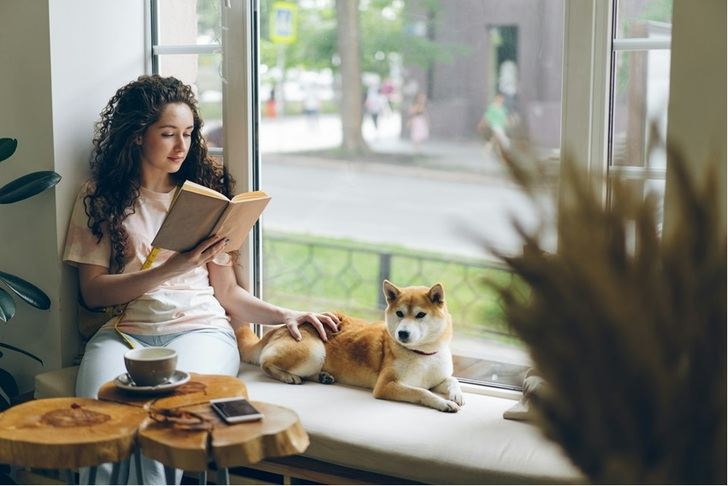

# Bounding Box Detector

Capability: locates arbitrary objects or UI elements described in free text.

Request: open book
[151,180,271,253]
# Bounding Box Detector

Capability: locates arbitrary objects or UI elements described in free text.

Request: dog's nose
[398,330,410,342]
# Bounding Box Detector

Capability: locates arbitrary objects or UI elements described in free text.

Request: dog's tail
[235,325,265,365]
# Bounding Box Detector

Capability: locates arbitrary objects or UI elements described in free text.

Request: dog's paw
[449,390,464,406]
[318,371,336,384]
[281,373,303,385]
[433,398,460,413]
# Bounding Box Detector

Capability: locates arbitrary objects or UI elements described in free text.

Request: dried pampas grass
[490,140,726,484]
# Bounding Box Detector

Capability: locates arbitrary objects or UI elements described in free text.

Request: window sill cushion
[34,364,583,484]
[238,363,584,484]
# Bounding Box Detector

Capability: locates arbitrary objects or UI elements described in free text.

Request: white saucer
[113,370,191,393]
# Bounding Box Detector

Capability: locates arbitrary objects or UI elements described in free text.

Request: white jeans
[76,327,240,484]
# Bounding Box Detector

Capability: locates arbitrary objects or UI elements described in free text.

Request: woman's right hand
[162,234,228,276]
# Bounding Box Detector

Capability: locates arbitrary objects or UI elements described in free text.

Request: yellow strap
[114,247,162,349]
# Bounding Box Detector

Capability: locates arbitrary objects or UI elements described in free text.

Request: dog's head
[382,280,452,349]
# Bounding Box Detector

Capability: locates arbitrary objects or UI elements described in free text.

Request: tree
[257,0,465,153]
[336,0,367,153]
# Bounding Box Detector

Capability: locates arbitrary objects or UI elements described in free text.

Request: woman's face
[139,102,195,177]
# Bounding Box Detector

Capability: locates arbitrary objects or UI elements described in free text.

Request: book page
[230,190,269,203]
[181,180,230,201]
[152,190,228,252]
[212,195,271,250]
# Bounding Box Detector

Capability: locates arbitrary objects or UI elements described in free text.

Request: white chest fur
[393,348,454,390]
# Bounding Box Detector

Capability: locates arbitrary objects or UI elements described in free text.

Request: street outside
[259,112,556,261]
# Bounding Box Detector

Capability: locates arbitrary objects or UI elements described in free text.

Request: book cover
[151,180,271,253]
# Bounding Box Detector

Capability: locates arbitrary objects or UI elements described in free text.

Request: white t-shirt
[63,182,234,336]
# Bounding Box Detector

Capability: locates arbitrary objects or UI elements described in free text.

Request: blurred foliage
[258,0,467,77]
[490,132,726,483]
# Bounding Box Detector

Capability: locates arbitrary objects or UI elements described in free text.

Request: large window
[153,0,673,392]
[609,0,672,227]
[257,0,565,390]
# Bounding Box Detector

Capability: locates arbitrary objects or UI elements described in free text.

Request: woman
[408,91,429,149]
[63,75,338,483]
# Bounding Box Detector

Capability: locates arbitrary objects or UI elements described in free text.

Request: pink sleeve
[62,183,111,268]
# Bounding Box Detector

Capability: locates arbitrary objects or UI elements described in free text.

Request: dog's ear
[382,280,401,304]
[427,283,445,306]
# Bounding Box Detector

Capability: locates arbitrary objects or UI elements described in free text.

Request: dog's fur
[237,280,464,412]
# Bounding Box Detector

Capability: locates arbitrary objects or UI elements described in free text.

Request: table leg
[217,468,229,485]
[87,466,97,485]
[134,447,144,485]
[164,465,176,485]
[197,470,207,484]
[8,465,18,483]
[62,468,76,484]
[118,458,130,484]
[110,462,120,485]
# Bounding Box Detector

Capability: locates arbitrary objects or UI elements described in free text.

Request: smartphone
[210,397,264,424]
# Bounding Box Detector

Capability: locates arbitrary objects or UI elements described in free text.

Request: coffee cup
[124,347,177,387]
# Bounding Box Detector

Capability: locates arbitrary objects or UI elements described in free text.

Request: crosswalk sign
[270,2,298,45]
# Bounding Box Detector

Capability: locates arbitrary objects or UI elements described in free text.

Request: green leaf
[0,271,51,310]
[0,138,17,163]
[0,343,43,365]
[0,369,19,399]
[0,171,62,204]
[0,288,16,322]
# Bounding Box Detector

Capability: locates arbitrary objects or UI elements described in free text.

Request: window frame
[562,0,673,196]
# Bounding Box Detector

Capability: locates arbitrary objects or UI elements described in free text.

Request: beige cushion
[33,365,79,399]
[239,364,583,484]
[33,364,583,483]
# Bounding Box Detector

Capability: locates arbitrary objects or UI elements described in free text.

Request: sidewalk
[260,113,514,179]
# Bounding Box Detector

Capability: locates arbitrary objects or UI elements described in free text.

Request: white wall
[0,0,146,393]
[665,0,727,235]
[0,1,56,394]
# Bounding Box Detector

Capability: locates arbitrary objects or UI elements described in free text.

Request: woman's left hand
[283,311,340,342]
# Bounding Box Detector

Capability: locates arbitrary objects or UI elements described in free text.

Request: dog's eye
[415,312,426,319]
[396,311,404,318]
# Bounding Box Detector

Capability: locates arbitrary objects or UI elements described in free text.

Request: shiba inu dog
[237,280,464,412]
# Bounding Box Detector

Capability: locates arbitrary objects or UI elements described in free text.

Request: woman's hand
[283,310,340,342]
[163,235,228,276]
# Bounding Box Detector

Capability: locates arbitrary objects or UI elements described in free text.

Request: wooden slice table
[0,397,147,484]
[98,373,309,484]
[97,372,250,409]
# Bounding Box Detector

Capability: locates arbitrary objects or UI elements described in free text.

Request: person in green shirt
[482,92,510,152]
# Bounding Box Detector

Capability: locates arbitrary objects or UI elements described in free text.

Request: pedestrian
[63,75,339,484]
[303,85,320,128]
[265,86,277,118]
[365,86,388,130]
[482,92,510,152]
[408,91,429,149]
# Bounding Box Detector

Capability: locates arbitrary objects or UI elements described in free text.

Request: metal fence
[262,233,518,340]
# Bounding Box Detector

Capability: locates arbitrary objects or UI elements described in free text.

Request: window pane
[610,50,670,169]
[158,53,224,149]
[157,0,221,45]
[259,0,565,389]
[616,0,673,38]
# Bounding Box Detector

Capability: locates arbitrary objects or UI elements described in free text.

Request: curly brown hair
[85,75,234,272]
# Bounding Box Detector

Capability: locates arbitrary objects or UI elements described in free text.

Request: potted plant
[0,137,61,409]
[490,143,726,484]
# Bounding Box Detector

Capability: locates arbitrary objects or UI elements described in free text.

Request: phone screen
[212,399,261,418]
[210,398,263,424]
